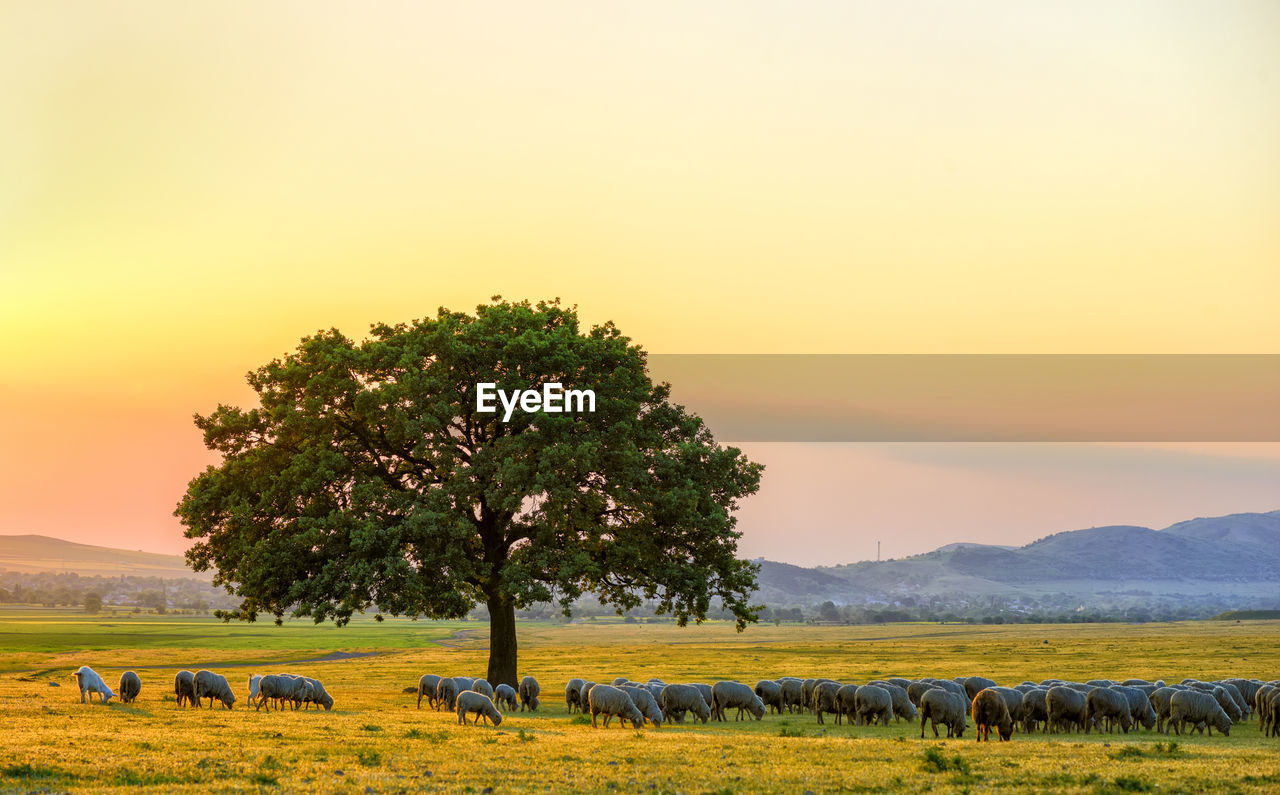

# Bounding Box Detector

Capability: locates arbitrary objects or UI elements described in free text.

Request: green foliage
[355,750,381,767]
[177,298,763,681]
[921,747,971,775]
[1,762,67,781]
[1108,775,1154,792]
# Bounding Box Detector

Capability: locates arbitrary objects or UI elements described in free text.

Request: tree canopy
[176,298,763,684]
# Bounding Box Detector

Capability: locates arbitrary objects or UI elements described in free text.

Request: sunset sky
[2,1,1277,565]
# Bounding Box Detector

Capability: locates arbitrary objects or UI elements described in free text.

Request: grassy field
[1,610,1278,793]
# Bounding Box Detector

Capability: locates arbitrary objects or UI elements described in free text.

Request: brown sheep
[971,688,1014,741]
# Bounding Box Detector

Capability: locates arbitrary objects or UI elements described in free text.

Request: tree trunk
[486,592,519,688]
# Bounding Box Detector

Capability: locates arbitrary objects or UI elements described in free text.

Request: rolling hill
[0,535,207,579]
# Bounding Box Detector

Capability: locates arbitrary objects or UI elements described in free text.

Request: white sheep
[73,666,114,704]
[456,690,503,726]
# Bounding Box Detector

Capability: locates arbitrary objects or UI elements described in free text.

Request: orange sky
[1,2,1277,562]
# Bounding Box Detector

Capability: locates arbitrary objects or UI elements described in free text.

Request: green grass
[2,611,1279,792]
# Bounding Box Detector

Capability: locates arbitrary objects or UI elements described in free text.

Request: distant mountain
[756,510,1280,606]
[0,534,206,579]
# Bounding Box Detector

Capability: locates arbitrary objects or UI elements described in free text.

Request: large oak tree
[176,299,763,686]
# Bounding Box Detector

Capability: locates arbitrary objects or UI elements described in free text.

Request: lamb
[456,690,503,726]
[621,685,664,727]
[712,680,765,722]
[1046,686,1087,734]
[659,684,711,725]
[494,683,519,711]
[971,688,1014,741]
[175,670,196,707]
[1169,690,1232,736]
[193,670,236,710]
[919,689,967,738]
[867,681,917,723]
[755,680,785,715]
[519,676,540,711]
[118,671,141,704]
[963,676,998,702]
[588,684,644,729]
[565,678,585,713]
[1085,687,1132,734]
[855,685,894,727]
[249,674,263,709]
[417,674,442,709]
[470,679,494,699]
[436,677,460,711]
[1021,688,1050,733]
[73,666,114,705]
[1109,685,1156,730]
[811,681,843,724]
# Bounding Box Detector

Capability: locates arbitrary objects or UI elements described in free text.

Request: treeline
[0,570,237,613]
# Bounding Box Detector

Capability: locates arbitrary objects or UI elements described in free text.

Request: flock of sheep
[70,664,1280,742]
[69,666,334,712]
[417,671,1280,741]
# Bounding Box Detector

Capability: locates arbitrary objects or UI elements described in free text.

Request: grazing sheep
[1150,687,1181,734]
[456,690,503,726]
[301,676,333,711]
[436,677,460,712]
[248,674,263,709]
[855,685,894,727]
[834,685,860,725]
[494,683,519,711]
[1255,684,1276,734]
[971,688,1014,741]
[255,674,296,712]
[1110,686,1156,730]
[907,681,940,707]
[1085,687,1133,734]
[565,678,585,713]
[712,681,766,722]
[1086,679,1114,689]
[755,680,785,715]
[802,678,819,712]
[588,685,644,729]
[780,679,805,713]
[621,685,664,728]
[887,677,914,691]
[453,676,476,694]
[193,670,236,710]
[578,681,597,714]
[963,676,998,702]
[612,676,631,686]
[919,689,967,739]
[417,674,442,709]
[986,687,1024,726]
[812,681,843,725]
[1046,686,1088,734]
[934,679,971,709]
[867,681,917,723]
[470,679,494,699]
[73,666,114,705]
[1188,683,1243,722]
[175,670,196,707]
[519,676,541,711]
[659,684,711,725]
[1214,682,1249,720]
[1265,689,1280,737]
[690,683,714,712]
[118,671,141,704]
[1169,690,1232,736]
[1021,688,1050,733]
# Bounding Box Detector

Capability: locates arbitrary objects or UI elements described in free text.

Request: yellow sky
[1,2,1277,557]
